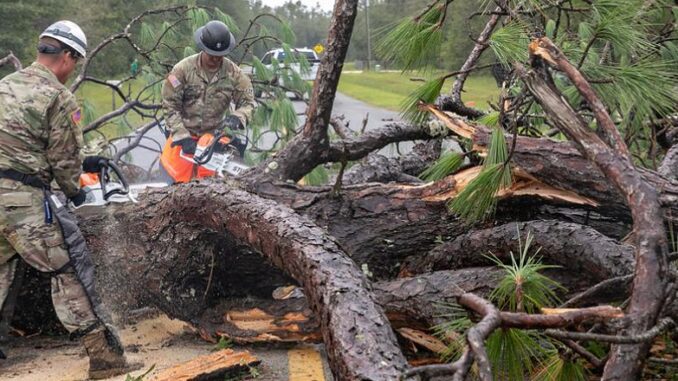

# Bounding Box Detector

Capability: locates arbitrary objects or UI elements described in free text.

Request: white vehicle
[260,48,320,83]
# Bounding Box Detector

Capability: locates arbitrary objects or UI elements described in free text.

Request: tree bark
[245,0,359,183]
[82,182,408,380]
[520,38,670,380]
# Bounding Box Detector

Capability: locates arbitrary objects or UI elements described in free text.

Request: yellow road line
[288,346,325,381]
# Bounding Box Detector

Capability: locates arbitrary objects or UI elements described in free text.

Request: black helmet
[194,20,236,56]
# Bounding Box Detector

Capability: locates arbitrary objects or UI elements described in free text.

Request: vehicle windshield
[277,51,318,62]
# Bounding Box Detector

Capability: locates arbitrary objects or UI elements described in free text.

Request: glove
[171,137,197,155]
[69,189,88,207]
[230,136,247,158]
[82,156,109,173]
[222,115,244,131]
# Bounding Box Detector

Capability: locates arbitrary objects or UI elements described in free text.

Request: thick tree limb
[659,144,678,181]
[83,181,408,380]
[529,38,630,159]
[404,220,635,283]
[245,0,359,183]
[519,38,670,380]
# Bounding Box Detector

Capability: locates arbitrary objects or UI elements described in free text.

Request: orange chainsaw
[159,132,248,184]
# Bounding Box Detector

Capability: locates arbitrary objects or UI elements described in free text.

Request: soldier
[0,21,137,379]
[159,20,256,183]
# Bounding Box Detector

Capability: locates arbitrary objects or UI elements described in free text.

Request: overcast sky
[258,0,334,12]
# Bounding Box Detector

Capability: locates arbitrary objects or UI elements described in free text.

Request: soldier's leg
[0,189,98,332]
[0,244,17,313]
[0,188,136,378]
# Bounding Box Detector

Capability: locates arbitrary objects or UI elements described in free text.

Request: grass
[338,70,499,111]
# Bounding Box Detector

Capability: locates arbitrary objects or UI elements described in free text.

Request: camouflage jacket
[161,53,256,140]
[0,62,83,198]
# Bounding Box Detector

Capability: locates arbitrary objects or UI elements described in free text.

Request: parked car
[260,47,320,81]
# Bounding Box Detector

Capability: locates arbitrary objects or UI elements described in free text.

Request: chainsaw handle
[193,132,225,165]
[99,161,130,201]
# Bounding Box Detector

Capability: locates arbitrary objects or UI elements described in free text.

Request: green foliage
[487,328,549,380]
[532,352,589,381]
[448,163,506,221]
[448,127,511,222]
[279,21,297,45]
[485,127,512,187]
[419,151,465,181]
[375,4,445,71]
[81,99,98,126]
[433,302,472,361]
[214,336,233,351]
[252,57,274,82]
[489,21,530,65]
[487,230,565,313]
[267,97,298,139]
[214,7,241,34]
[477,111,501,128]
[188,7,211,31]
[400,76,445,124]
[303,165,329,186]
[139,22,156,49]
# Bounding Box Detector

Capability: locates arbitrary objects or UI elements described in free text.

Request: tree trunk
[82,182,408,380]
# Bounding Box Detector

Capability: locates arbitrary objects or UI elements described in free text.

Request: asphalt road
[114,92,403,173]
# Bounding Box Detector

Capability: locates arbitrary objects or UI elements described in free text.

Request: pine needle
[487,329,551,380]
[375,5,444,71]
[400,76,445,125]
[485,127,512,188]
[486,229,566,313]
[139,22,156,48]
[477,111,501,128]
[489,21,530,65]
[419,151,465,181]
[279,21,296,45]
[252,57,274,82]
[214,7,241,34]
[532,351,589,381]
[188,7,210,31]
[447,163,506,222]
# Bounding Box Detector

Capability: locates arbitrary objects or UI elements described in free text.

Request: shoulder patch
[167,74,181,88]
[71,109,82,125]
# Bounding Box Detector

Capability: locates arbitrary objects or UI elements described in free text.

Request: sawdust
[0,313,211,381]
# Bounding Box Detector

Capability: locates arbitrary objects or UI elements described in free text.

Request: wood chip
[150,348,259,381]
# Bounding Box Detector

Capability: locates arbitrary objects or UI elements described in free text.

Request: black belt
[0,169,48,190]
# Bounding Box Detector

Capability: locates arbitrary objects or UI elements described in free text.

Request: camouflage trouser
[0,179,98,333]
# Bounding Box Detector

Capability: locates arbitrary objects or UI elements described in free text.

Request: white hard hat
[39,20,87,58]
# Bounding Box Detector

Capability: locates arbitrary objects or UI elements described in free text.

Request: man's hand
[222,115,244,130]
[171,138,197,154]
[82,156,109,173]
[69,188,94,208]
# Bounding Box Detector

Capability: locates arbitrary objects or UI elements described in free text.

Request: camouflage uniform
[0,62,99,333]
[162,53,256,140]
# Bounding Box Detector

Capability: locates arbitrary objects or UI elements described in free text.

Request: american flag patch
[71,109,82,124]
[168,74,181,88]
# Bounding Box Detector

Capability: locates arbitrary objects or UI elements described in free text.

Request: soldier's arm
[46,90,84,198]
[230,65,256,128]
[161,66,191,140]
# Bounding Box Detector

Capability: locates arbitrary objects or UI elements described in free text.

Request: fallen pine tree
[3,0,678,380]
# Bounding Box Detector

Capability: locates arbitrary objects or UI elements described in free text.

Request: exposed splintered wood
[397,328,448,355]
[150,348,259,381]
[218,306,321,344]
